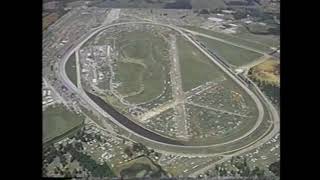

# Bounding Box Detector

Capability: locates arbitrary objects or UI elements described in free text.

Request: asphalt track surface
[58,21,279,155]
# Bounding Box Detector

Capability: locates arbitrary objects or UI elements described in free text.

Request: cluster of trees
[44,141,115,178]
[51,165,84,178]
[248,69,280,107]
[124,142,154,158]
[199,9,210,15]
[233,10,248,20]
[232,7,279,27]
[226,0,255,6]
[267,25,280,35]
[43,143,81,177]
[231,156,266,178]
[73,128,106,144]
[244,23,280,35]
[205,156,266,178]
[269,160,280,177]
[43,143,68,165]
[62,138,115,178]
[163,0,192,9]
[43,128,115,178]
[73,151,114,177]
[122,143,167,179]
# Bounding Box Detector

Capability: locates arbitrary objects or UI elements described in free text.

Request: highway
[56,21,279,157]
[75,49,82,89]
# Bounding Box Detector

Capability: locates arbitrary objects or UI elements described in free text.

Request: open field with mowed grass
[43,13,59,30]
[196,36,263,66]
[177,35,225,91]
[114,30,171,104]
[237,26,280,48]
[115,61,144,96]
[43,104,84,143]
[182,26,273,53]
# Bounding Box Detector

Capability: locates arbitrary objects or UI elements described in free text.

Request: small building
[208,17,224,22]
[222,10,235,14]
[43,90,47,96]
[229,23,238,27]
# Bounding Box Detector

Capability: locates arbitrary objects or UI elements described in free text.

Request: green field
[196,36,262,66]
[43,104,84,143]
[65,52,77,87]
[237,26,280,48]
[115,61,144,96]
[114,30,171,104]
[122,39,151,59]
[182,26,273,53]
[177,35,225,91]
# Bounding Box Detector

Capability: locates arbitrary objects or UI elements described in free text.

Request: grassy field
[196,36,262,66]
[122,39,151,59]
[114,30,170,104]
[43,104,84,143]
[237,26,280,48]
[115,61,144,96]
[65,52,77,87]
[177,35,225,91]
[42,13,59,31]
[182,26,273,53]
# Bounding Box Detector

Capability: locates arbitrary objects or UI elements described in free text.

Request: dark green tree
[269,161,280,177]
[124,147,133,157]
